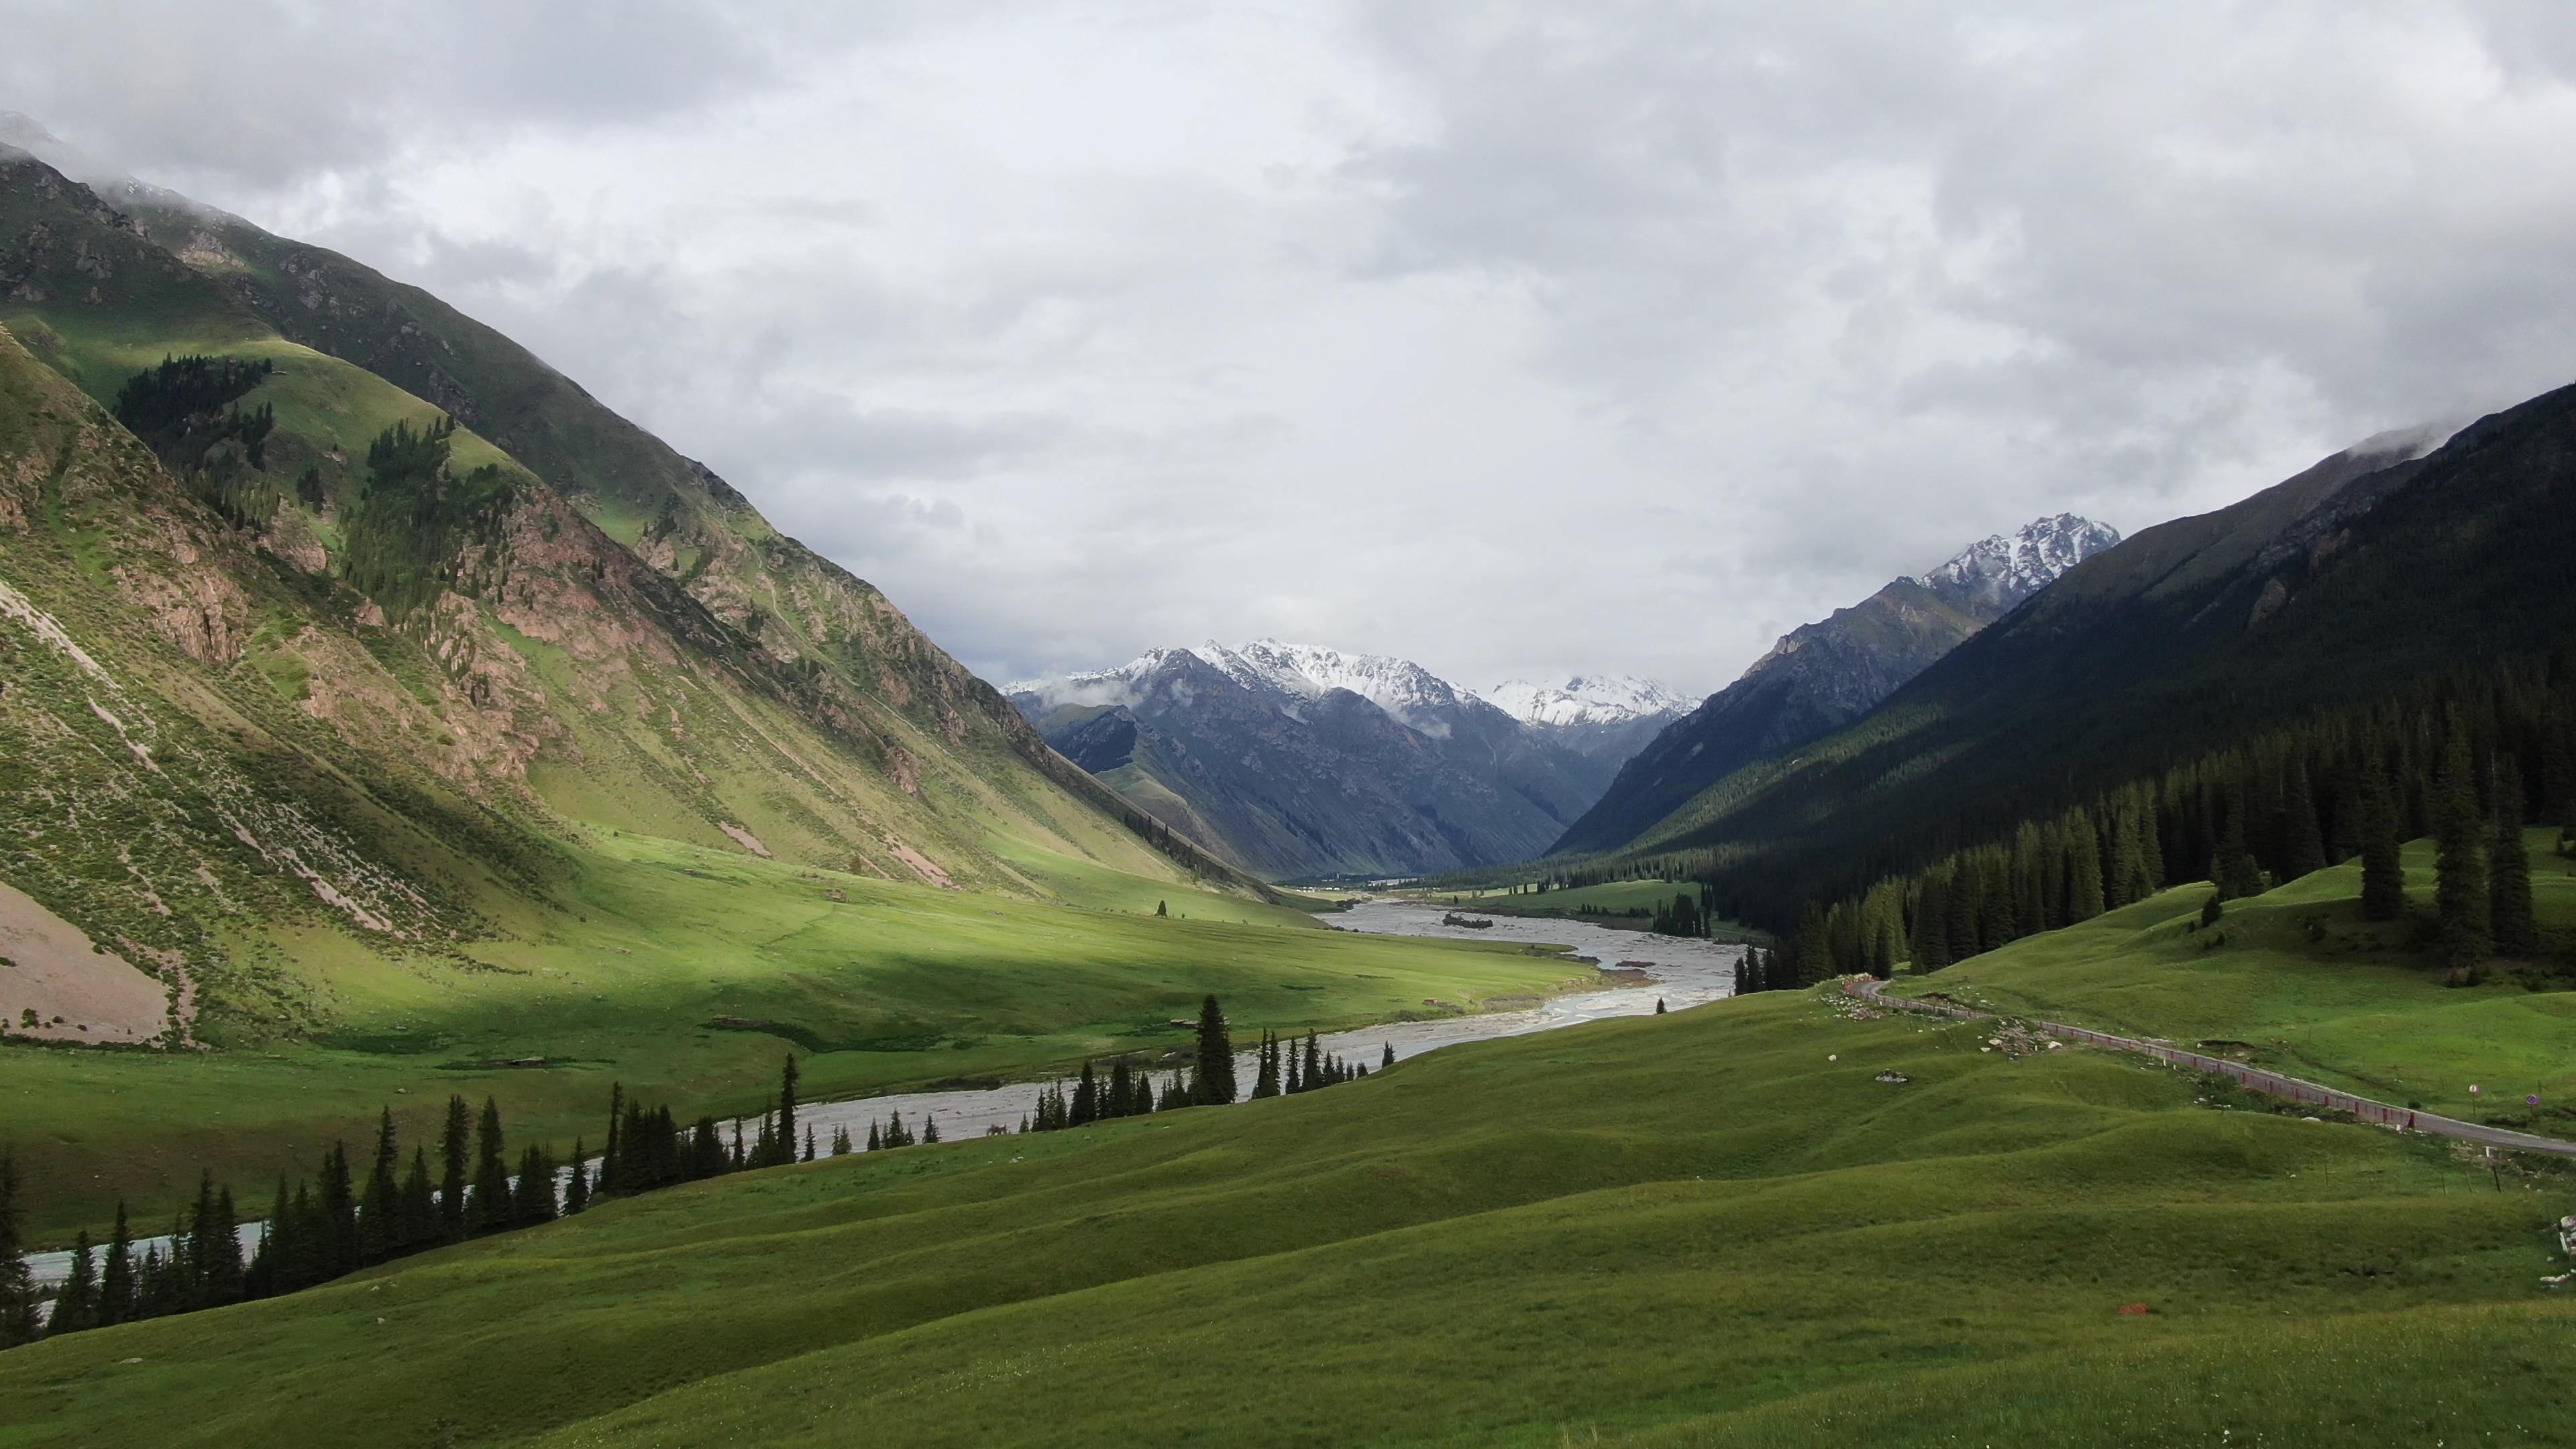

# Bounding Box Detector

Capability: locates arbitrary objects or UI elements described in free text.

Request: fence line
[1841,977,2576,1160]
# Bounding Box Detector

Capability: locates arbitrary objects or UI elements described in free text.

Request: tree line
[5,996,1405,1347]
[1758,659,2572,989]
[4,1051,814,1346]
[1020,996,1381,1133]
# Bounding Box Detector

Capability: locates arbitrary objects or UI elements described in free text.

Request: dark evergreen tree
[866,1120,881,1152]
[319,1144,358,1278]
[473,1098,511,1234]
[2282,753,2328,879]
[1382,1042,1396,1070]
[2490,757,2540,957]
[48,1230,99,1336]
[514,1144,558,1224]
[1192,995,1238,1104]
[922,1117,941,1145]
[564,1143,591,1215]
[600,1083,625,1195]
[360,1108,401,1263]
[2433,728,2490,970]
[2200,892,2223,928]
[802,1125,816,1163]
[778,1053,801,1159]
[1654,998,1668,1014]
[2358,754,2406,920]
[1073,1061,1099,1125]
[0,1150,42,1340]
[2065,810,2108,921]
[1250,1032,1281,1099]
[99,1201,133,1327]
[439,1093,472,1238]
[400,1147,437,1249]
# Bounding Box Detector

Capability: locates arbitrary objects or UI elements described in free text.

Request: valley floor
[5,853,2572,1445]
[3,830,1582,1241]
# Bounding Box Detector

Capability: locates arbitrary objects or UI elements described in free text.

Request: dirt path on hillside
[1843,976,2576,1160]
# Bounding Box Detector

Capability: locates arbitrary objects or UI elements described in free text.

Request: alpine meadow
[5,8,2576,1447]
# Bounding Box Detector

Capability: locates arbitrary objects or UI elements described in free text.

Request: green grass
[4,972,2569,1446]
[1886,834,2576,1130]
[1421,879,1772,941]
[4,828,1586,1241]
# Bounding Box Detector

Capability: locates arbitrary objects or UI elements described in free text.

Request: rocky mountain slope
[0,138,1236,1046]
[1012,643,1681,878]
[1552,515,2121,855]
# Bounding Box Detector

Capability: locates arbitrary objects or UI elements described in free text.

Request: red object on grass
[2116,1303,2151,1316]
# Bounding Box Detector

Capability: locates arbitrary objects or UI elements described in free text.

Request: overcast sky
[11,2,2576,697]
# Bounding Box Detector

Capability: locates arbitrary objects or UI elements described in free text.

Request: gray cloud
[11,1,2576,698]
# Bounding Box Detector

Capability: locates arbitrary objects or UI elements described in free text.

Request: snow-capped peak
[1198,639,1466,733]
[1482,676,1689,727]
[1913,514,2121,612]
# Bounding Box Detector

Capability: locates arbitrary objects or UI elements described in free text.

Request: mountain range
[1555,515,2122,855]
[1010,644,1684,878]
[1585,411,2565,924]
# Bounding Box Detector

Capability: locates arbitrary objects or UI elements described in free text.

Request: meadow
[4,830,1584,1240]
[3,947,2569,1446]
[1426,878,1770,941]
[1889,832,2576,1130]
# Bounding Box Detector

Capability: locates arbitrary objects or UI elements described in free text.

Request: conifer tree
[565,1144,591,1215]
[2065,810,2107,920]
[473,1098,511,1234]
[48,1230,99,1336]
[1250,1032,1281,1098]
[0,1155,38,1348]
[1382,1042,1396,1070]
[1192,995,1238,1104]
[2211,784,2265,900]
[99,1201,133,1326]
[439,1093,472,1238]
[320,1144,358,1277]
[1073,1061,1099,1125]
[2490,758,2539,957]
[2433,729,2490,969]
[1301,1031,1323,1093]
[803,1125,816,1163]
[360,1108,400,1262]
[515,1144,558,1224]
[600,1083,625,1195]
[2283,754,2328,880]
[867,1120,881,1152]
[205,1185,244,1306]
[401,1147,437,1248]
[1654,998,1668,1014]
[778,1053,801,1158]
[922,1117,941,1145]
[2358,755,2406,920]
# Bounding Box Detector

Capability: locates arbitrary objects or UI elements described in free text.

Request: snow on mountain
[1197,640,1469,733]
[1913,514,2123,612]
[1482,676,1689,727]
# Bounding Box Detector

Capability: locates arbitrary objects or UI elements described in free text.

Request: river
[24,902,1740,1288]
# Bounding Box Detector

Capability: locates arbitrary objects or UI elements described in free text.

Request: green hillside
[4,888,2569,1444]
[3,145,1504,1239]
[1890,834,2576,1130]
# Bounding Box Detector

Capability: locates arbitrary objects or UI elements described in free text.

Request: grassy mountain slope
[1892,832,2576,1131]
[5,864,2569,1445]
[1601,402,2574,919]
[1,142,1223,896]
[1,145,1539,1234]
